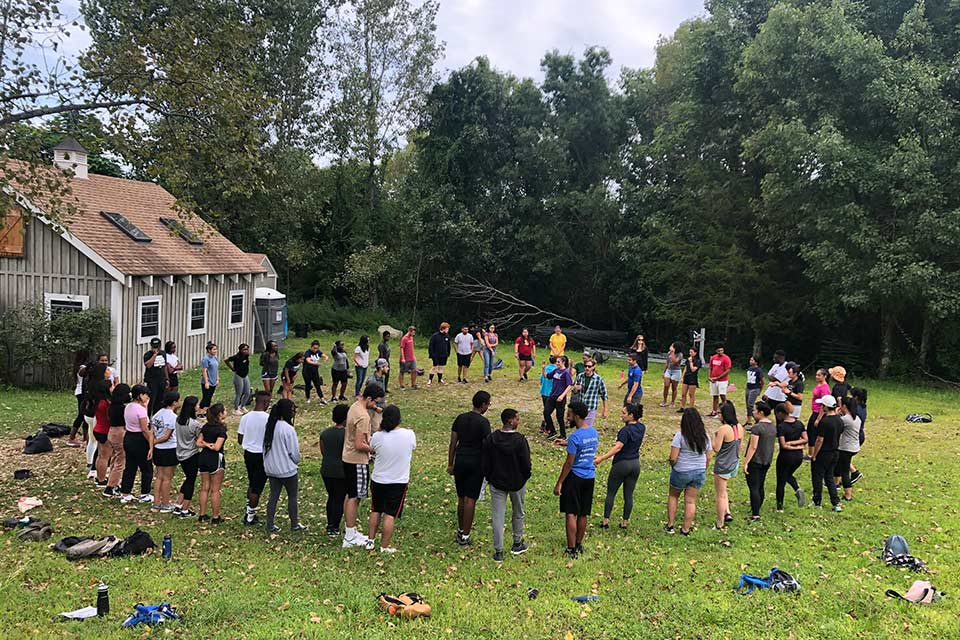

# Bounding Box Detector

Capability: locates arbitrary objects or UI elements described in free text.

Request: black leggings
[836,450,857,488]
[71,394,86,438]
[147,380,166,416]
[322,475,348,532]
[775,453,802,508]
[266,474,299,529]
[543,396,567,438]
[603,458,640,520]
[303,367,323,400]
[745,462,770,517]
[200,384,217,409]
[179,453,200,500]
[120,431,154,495]
[811,451,839,506]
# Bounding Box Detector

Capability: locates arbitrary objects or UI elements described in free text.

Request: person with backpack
[320,404,350,536]
[173,396,202,518]
[263,399,305,533]
[449,391,492,546]
[774,402,807,512]
[237,390,271,526]
[120,385,155,505]
[810,395,842,511]
[365,405,417,553]
[150,392,180,513]
[554,401,598,558]
[196,403,228,523]
[666,408,712,535]
[743,400,777,521]
[482,408,531,562]
[100,383,130,498]
[835,396,862,502]
[594,403,645,530]
[224,343,253,416]
[711,401,741,529]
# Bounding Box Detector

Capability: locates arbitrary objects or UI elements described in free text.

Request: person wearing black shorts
[554,402,598,558]
[448,391,492,546]
[454,326,475,384]
[427,322,451,386]
[366,405,416,552]
[238,391,271,525]
[197,404,227,524]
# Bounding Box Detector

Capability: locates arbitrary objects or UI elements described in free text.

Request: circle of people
[65,324,869,559]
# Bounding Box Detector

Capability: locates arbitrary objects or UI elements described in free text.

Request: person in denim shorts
[666,408,712,535]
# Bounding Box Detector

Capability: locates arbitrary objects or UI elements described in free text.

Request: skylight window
[159,216,204,245]
[101,211,151,242]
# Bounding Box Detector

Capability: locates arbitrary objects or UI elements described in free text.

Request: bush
[0,302,110,388]
[286,300,406,333]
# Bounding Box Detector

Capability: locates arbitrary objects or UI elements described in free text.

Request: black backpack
[111,529,156,557]
[41,423,71,438]
[23,431,53,454]
[906,413,932,423]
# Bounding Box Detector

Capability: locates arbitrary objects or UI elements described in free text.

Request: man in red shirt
[707,344,732,418]
[398,326,418,390]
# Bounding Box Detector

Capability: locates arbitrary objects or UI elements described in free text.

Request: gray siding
[119,276,257,384]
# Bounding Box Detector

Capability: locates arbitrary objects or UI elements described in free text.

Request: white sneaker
[138,494,153,503]
[364,539,375,551]
[119,494,135,504]
[342,535,368,548]
[87,469,97,479]
[380,547,398,554]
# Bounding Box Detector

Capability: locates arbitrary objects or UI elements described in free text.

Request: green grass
[0,333,957,638]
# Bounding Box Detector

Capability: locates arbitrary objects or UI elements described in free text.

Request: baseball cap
[819,395,837,408]
[376,358,388,368]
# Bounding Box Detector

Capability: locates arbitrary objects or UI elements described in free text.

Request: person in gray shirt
[262,399,305,533]
[743,401,778,520]
[330,341,350,401]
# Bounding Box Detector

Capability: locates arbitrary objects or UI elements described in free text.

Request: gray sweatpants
[603,458,640,520]
[745,388,761,420]
[233,374,251,410]
[266,474,299,529]
[490,485,525,552]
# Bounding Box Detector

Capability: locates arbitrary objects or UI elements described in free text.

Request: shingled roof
[8,160,265,277]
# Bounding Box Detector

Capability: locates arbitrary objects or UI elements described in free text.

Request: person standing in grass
[554,401,598,558]
[835,396,862,502]
[744,355,764,426]
[595,403,645,530]
[630,334,649,372]
[848,387,868,485]
[660,342,683,407]
[742,401,777,521]
[711,401,741,529]
[150,392,180,513]
[666,408,711,535]
[763,350,789,408]
[810,395,842,511]
[370,358,389,391]
[449,390,492,546]
[572,358,608,428]
[100,383,130,498]
[483,323,499,383]
[545,356,574,442]
[707,344,732,418]
[225,343,252,416]
[301,340,329,405]
[807,368,831,459]
[515,328,536,382]
[281,352,304,401]
[199,342,219,415]
[378,331,392,393]
[620,352,644,407]
[398,326,418,390]
[783,362,805,420]
[165,342,183,395]
[366,405,417,553]
[330,340,349,401]
[679,347,702,412]
[196,403,228,524]
[173,396,202,518]
[120,384,155,505]
[259,340,280,396]
[341,384,383,548]
[427,323,451,387]
[237,390,271,526]
[354,335,371,397]
[143,338,168,417]
[263,399,305,533]
[454,326,475,384]
[550,325,567,358]
[774,403,807,512]
[538,355,559,434]
[320,404,349,536]
[482,408,531,562]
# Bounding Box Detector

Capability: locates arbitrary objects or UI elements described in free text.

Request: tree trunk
[878,307,895,378]
[919,313,935,371]
[751,330,762,359]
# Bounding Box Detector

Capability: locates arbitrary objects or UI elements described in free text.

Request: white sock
[345,527,357,540]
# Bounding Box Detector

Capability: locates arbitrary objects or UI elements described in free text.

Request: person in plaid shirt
[572,359,608,428]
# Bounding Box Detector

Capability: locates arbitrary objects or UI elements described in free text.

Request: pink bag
[886,580,944,604]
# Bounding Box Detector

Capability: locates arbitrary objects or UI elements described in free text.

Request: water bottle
[96,582,109,616]
[162,534,172,560]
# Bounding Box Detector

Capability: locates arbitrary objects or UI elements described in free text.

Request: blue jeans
[669,468,705,490]
[483,347,496,378]
[354,366,367,396]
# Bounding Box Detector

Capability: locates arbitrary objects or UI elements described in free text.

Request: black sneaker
[94,479,108,488]
[664,525,676,534]
[723,513,733,523]
[211,516,223,525]
[243,513,258,526]
[198,515,210,523]
[511,540,529,555]
[850,470,863,485]
[267,525,281,534]
[564,547,578,559]
[291,523,307,532]
[326,529,340,538]
[455,531,471,546]
[178,509,196,519]
[493,550,504,562]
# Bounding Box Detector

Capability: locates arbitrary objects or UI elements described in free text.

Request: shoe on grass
[342,535,368,549]
[138,494,153,503]
[291,523,308,532]
[380,547,398,554]
[564,547,578,559]
[178,509,196,519]
[832,504,843,512]
[198,514,210,522]
[211,516,223,524]
[119,494,135,504]
[511,540,529,555]
[850,470,863,485]
[493,550,504,562]
[664,525,676,534]
[267,525,281,534]
[364,539,376,551]
[796,488,807,507]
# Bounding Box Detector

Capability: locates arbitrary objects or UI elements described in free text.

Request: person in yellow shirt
[549,325,567,357]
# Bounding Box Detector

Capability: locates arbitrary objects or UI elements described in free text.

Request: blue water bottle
[162,534,172,560]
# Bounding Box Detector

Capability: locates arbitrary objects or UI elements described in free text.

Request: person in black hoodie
[481,408,531,562]
[427,322,451,387]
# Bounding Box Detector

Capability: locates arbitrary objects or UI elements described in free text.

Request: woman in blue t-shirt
[594,403,646,529]
[199,342,219,415]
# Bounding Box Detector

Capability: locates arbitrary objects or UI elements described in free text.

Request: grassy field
[0,332,957,639]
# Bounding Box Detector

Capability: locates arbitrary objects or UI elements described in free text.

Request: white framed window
[229,289,245,329]
[44,293,90,319]
[188,292,208,336]
[137,295,162,344]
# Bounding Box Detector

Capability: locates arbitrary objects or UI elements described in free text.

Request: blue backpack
[736,568,801,595]
[121,603,181,627]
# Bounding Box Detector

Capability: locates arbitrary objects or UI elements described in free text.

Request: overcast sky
[52,0,705,79]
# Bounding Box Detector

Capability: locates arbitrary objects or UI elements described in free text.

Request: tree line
[2,0,958,378]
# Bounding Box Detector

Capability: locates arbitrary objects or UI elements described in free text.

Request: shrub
[286,300,406,333]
